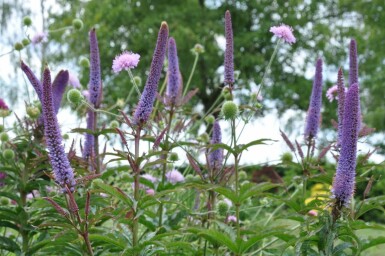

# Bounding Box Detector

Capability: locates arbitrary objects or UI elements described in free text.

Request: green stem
[231,118,241,241]
[82,100,120,118]
[132,127,141,255]
[48,26,73,33]
[93,110,100,174]
[183,52,200,97]
[127,69,142,97]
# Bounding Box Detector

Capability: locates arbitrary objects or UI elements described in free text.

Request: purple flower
[166,37,181,105]
[269,24,296,44]
[133,22,169,125]
[112,51,140,73]
[349,39,358,87]
[332,83,360,206]
[31,32,48,45]
[227,215,237,223]
[41,67,75,190]
[326,85,338,102]
[208,120,224,170]
[21,61,43,101]
[82,109,95,159]
[52,70,69,115]
[89,28,102,107]
[224,10,234,86]
[337,68,346,147]
[304,58,323,140]
[68,73,81,88]
[142,174,157,183]
[165,170,184,184]
[0,99,9,110]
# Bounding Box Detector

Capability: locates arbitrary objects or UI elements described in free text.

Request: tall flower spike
[82,109,95,159]
[52,70,69,115]
[166,37,181,105]
[21,61,42,101]
[336,68,345,147]
[89,28,102,107]
[224,10,234,86]
[41,67,76,190]
[349,39,358,87]
[304,58,323,140]
[133,22,169,125]
[332,83,360,206]
[208,120,224,171]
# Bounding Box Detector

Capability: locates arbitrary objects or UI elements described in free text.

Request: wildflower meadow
[1,5,385,256]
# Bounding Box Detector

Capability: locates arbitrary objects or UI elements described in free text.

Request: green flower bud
[217,200,229,216]
[14,42,24,51]
[221,101,238,120]
[169,152,179,162]
[67,89,83,105]
[222,86,233,100]
[238,171,247,181]
[0,125,4,132]
[26,106,40,119]
[191,44,205,54]
[109,120,119,129]
[116,98,125,108]
[72,19,84,30]
[198,133,209,143]
[0,198,9,205]
[22,38,30,46]
[3,149,15,160]
[281,152,293,163]
[23,16,32,26]
[133,76,142,87]
[204,115,215,125]
[62,134,70,140]
[0,132,9,142]
[185,174,195,182]
[79,57,90,67]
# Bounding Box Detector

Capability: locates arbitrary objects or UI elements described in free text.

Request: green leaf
[0,236,21,253]
[190,228,238,252]
[333,242,353,254]
[235,139,274,154]
[361,236,385,252]
[212,186,237,204]
[94,181,133,207]
[207,143,236,155]
[238,182,280,203]
[89,234,126,249]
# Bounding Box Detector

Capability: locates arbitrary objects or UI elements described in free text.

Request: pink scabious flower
[227,215,237,223]
[68,73,81,88]
[31,32,48,45]
[0,99,8,110]
[112,51,140,73]
[141,174,157,184]
[165,170,185,184]
[223,198,232,207]
[326,85,338,102]
[269,24,296,44]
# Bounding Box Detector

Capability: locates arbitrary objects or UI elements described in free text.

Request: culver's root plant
[0,8,384,256]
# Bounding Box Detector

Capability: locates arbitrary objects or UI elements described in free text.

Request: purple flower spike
[133,22,169,126]
[41,67,76,190]
[332,83,360,206]
[83,109,95,159]
[52,70,69,115]
[349,39,358,87]
[89,28,102,107]
[336,68,345,147]
[208,120,224,170]
[166,37,181,105]
[224,10,234,86]
[304,58,323,140]
[20,61,43,101]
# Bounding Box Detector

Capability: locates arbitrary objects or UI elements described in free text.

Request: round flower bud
[23,16,32,26]
[67,89,83,105]
[217,200,229,216]
[79,57,90,67]
[14,42,24,51]
[3,149,15,160]
[22,38,30,46]
[133,76,142,87]
[109,120,119,129]
[185,174,195,182]
[238,171,247,181]
[0,198,9,205]
[281,152,293,163]
[221,101,238,120]
[169,152,179,162]
[198,132,209,143]
[0,132,9,142]
[26,106,40,119]
[62,134,70,140]
[222,86,233,100]
[0,125,4,132]
[72,19,84,30]
[192,44,205,54]
[204,115,215,125]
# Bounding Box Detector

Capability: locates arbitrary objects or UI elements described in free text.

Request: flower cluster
[166,37,181,105]
[165,170,185,184]
[269,24,296,44]
[224,10,234,86]
[208,120,224,170]
[112,51,140,73]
